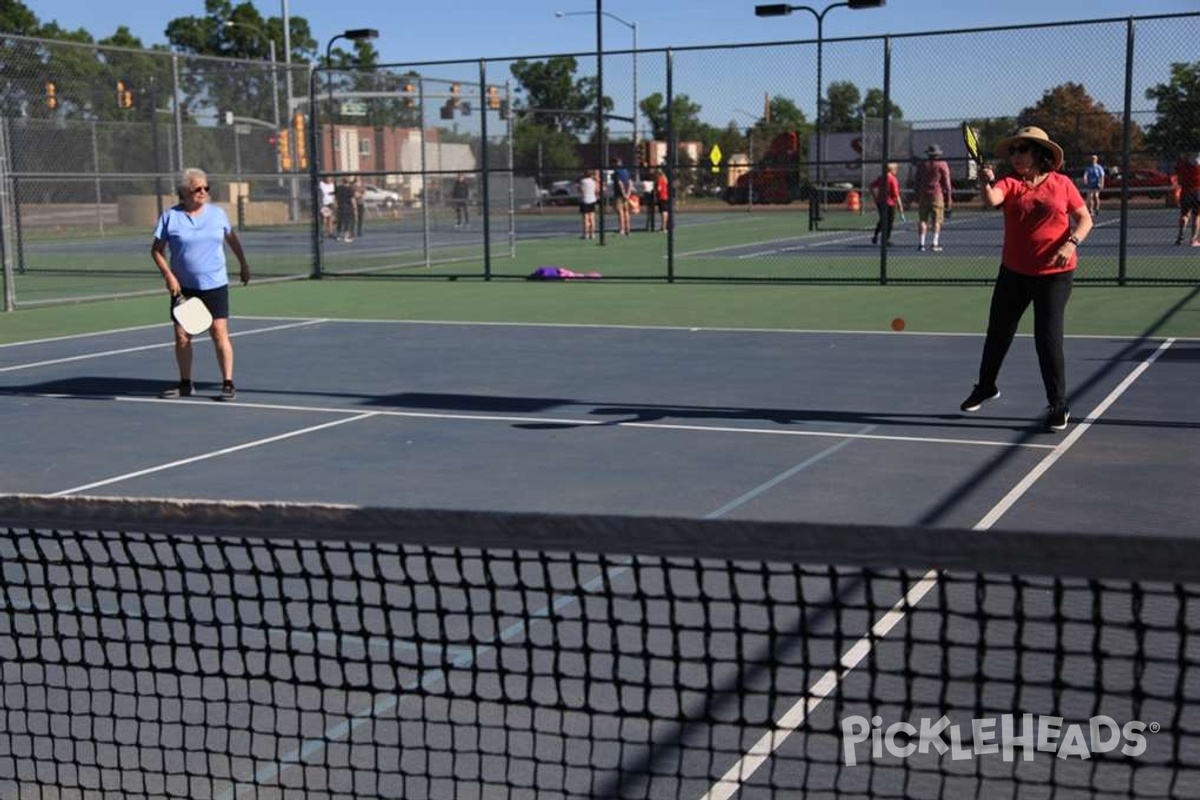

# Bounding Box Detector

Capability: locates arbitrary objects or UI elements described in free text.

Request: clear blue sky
[30,0,1197,64]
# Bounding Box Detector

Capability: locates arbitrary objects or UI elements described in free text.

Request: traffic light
[116,80,133,109]
[274,129,290,171]
[486,85,500,110]
[499,100,511,121]
[45,82,57,109]
[292,112,308,169]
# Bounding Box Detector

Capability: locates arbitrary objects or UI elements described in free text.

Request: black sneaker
[219,381,236,402]
[159,380,193,398]
[1046,404,1070,432]
[960,385,1000,412]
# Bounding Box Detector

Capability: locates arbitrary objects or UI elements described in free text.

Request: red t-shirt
[870,173,900,206]
[997,172,1085,276]
[1176,159,1200,192]
[655,174,669,201]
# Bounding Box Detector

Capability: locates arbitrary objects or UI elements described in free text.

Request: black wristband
[1068,235,1081,246]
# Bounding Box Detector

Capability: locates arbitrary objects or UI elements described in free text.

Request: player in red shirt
[870,162,902,245]
[1174,151,1200,246]
[959,127,1093,433]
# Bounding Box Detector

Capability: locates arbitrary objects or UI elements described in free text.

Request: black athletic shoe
[219,381,236,402]
[159,380,193,398]
[1046,404,1070,432]
[960,385,1000,412]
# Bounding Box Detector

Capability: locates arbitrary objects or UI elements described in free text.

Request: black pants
[873,203,895,241]
[977,265,1074,407]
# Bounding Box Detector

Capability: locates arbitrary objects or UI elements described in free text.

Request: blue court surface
[1,317,1195,536]
[2,317,1199,800]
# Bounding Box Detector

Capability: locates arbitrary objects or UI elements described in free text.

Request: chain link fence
[3,13,1199,307]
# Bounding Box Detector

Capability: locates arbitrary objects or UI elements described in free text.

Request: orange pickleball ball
[890,317,906,332]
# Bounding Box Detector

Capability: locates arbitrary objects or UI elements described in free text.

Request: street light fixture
[556,8,638,169]
[754,1,884,229]
[325,28,379,122]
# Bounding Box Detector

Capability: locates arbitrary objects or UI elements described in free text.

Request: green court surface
[1,276,1198,345]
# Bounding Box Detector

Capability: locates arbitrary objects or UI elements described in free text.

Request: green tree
[512,124,583,186]
[640,92,714,143]
[509,56,603,136]
[860,88,902,121]
[1144,62,1200,159]
[0,0,40,34]
[823,80,861,133]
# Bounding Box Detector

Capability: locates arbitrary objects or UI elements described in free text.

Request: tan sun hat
[995,126,1064,171]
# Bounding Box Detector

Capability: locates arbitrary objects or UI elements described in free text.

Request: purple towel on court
[528,266,601,280]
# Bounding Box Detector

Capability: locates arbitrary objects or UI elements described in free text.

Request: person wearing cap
[914,144,953,251]
[959,126,1093,433]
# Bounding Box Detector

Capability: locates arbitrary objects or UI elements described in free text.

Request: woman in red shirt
[1175,152,1200,246]
[959,126,1093,432]
[870,162,902,245]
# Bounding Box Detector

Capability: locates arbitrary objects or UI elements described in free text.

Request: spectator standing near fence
[611,157,633,236]
[452,175,470,228]
[1175,150,1200,247]
[578,170,598,240]
[655,169,670,233]
[354,178,366,239]
[1081,154,1105,218]
[959,126,1092,433]
[334,177,356,242]
[914,144,953,252]
[318,175,336,239]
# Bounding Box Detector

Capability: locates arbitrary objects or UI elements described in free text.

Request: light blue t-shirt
[1083,164,1105,190]
[153,204,232,290]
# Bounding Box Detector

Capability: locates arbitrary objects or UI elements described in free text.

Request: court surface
[1,317,1195,536]
[2,317,1197,799]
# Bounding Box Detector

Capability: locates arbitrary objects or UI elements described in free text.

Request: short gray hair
[177,167,208,193]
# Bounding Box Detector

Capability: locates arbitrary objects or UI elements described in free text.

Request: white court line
[218,426,880,799]
[699,337,1177,800]
[0,319,327,373]
[104,395,1054,450]
[51,412,378,496]
[0,322,164,348]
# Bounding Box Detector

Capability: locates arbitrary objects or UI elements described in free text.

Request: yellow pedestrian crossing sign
[709,144,723,173]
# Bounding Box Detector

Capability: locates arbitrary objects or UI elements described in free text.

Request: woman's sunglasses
[1007,144,1033,156]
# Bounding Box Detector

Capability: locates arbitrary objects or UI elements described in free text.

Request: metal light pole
[754,1,884,229]
[556,7,638,169]
[281,0,298,219]
[324,28,379,172]
[225,21,281,177]
[732,108,759,210]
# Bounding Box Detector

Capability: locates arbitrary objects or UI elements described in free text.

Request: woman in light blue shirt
[151,168,251,401]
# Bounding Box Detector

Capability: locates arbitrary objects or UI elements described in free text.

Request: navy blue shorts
[172,284,230,322]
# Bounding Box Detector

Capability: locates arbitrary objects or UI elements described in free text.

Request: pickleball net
[1,494,1198,799]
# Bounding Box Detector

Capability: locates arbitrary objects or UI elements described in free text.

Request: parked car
[1102,168,1175,202]
[361,184,401,208]
[545,180,581,206]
